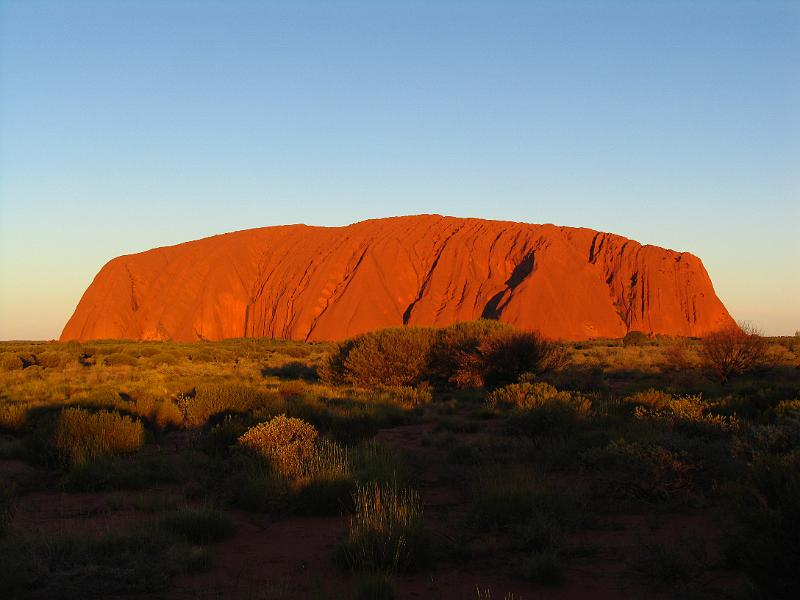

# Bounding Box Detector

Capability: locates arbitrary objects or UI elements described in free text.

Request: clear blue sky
[1,0,798,339]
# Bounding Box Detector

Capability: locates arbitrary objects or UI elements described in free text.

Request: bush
[321,322,568,390]
[54,408,145,467]
[491,383,592,432]
[454,330,569,388]
[622,331,650,346]
[238,415,319,479]
[103,353,139,367]
[0,353,23,371]
[182,383,278,427]
[147,352,178,367]
[701,323,765,382]
[581,439,696,505]
[36,351,69,369]
[324,327,435,387]
[633,394,739,436]
[334,482,429,573]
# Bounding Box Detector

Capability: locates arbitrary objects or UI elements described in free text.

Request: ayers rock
[61,215,735,342]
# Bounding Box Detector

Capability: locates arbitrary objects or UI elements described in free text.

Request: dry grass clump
[358,385,432,409]
[0,402,29,432]
[131,397,184,429]
[238,415,319,479]
[54,407,145,466]
[334,482,429,573]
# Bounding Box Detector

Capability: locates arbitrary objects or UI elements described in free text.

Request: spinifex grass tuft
[334,482,430,573]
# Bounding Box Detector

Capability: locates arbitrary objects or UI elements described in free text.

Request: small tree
[701,322,765,383]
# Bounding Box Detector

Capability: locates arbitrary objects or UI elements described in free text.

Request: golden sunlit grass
[54,407,145,466]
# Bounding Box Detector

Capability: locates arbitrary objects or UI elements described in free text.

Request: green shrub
[334,482,429,573]
[54,408,145,467]
[160,508,235,544]
[329,327,435,387]
[428,320,513,385]
[238,415,319,479]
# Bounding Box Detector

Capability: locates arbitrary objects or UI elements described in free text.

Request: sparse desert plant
[54,407,145,466]
[334,482,429,573]
[35,350,69,369]
[701,322,765,382]
[238,415,319,479]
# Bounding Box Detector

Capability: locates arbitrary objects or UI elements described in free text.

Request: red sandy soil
[61,215,734,343]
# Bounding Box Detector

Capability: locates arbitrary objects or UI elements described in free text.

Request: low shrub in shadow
[334,482,430,573]
[54,408,144,467]
[0,482,15,538]
[631,535,707,586]
[725,449,800,597]
[0,527,209,598]
[62,454,180,491]
[581,439,696,506]
[352,573,397,600]
[519,549,565,585]
[160,508,236,544]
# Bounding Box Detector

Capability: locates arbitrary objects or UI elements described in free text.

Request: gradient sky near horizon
[1,0,798,340]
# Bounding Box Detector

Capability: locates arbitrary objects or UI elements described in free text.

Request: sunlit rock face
[61,215,735,342]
